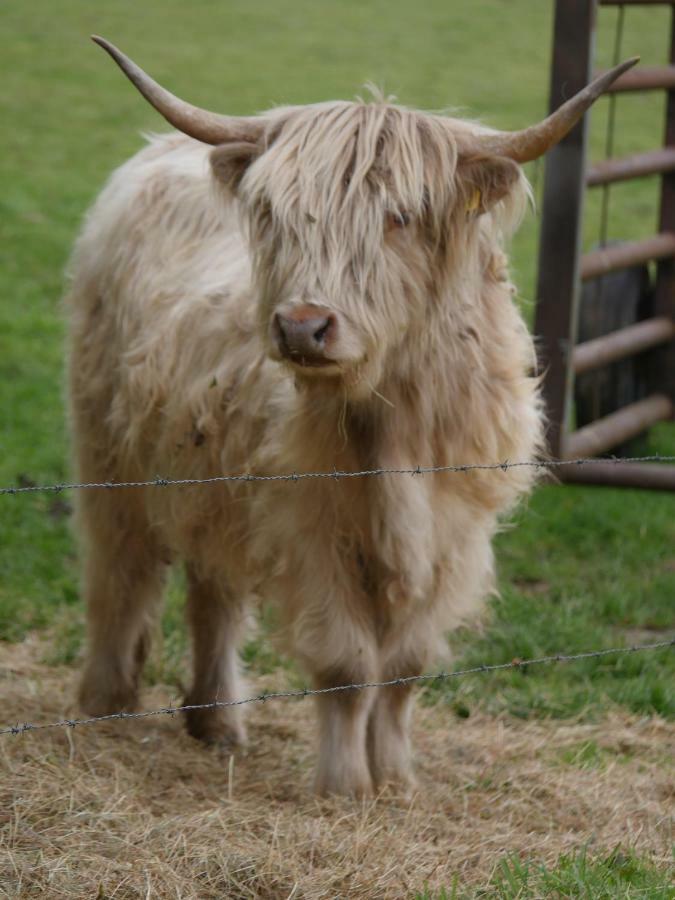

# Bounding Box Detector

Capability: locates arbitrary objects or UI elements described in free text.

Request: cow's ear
[457,155,521,215]
[210,141,260,191]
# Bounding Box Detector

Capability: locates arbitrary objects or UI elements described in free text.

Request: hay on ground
[1,637,673,898]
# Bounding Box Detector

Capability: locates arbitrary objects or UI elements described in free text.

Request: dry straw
[1,638,673,898]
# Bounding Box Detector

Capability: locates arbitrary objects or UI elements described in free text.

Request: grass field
[1,1,674,896]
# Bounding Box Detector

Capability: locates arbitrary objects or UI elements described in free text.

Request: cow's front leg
[313,668,376,797]
[284,538,378,796]
[367,636,430,793]
[367,680,417,793]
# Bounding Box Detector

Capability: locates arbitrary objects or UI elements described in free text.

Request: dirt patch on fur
[1,637,673,898]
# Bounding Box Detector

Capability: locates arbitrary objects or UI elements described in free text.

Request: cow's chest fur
[246,388,444,631]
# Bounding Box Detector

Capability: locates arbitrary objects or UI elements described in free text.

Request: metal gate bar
[534,0,675,489]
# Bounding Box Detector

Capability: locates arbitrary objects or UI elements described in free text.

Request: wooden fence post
[534,0,596,459]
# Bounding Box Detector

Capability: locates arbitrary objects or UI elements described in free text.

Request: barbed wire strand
[2,639,672,737]
[2,455,674,496]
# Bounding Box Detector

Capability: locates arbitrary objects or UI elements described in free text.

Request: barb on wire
[2,455,674,496]
[2,639,672,737]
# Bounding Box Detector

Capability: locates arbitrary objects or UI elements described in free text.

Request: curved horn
[471,57,639,163]
[92,36,263,145]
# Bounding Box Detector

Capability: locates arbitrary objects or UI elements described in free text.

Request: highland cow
[67,39,635,795]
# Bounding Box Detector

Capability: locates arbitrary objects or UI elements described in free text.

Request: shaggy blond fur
[67,98,544,796]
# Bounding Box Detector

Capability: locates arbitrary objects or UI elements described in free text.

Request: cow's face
[91,37,634,393]
[211,104,522,391]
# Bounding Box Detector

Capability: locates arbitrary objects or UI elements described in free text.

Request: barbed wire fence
[2,453,675,495]
[1,453,674,740]
[0,640,672,738]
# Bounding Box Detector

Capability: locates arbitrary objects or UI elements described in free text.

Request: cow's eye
[387,210,410,231]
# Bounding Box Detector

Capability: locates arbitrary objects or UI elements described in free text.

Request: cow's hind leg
[183,566,247,750]
[78,490,166,716]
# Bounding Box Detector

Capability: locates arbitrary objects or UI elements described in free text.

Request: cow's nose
[274,311,336,362]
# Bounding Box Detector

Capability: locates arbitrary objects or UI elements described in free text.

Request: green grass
[418,847,675,899]
[557,738,633,770]
[1,1,673,720]
[429,468,675,720]
[488,846,675,899]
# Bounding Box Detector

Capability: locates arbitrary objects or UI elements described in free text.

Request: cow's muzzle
[272,305,338,368]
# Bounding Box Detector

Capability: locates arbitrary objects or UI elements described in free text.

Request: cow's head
[93,38,636,392]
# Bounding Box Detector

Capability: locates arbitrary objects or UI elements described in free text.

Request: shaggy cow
[67,39,635,796]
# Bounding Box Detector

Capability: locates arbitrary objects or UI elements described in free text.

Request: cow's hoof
[184,707,246,752]
[373,771,416,801]
[315,766,374,799]
[79,676,138,718]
